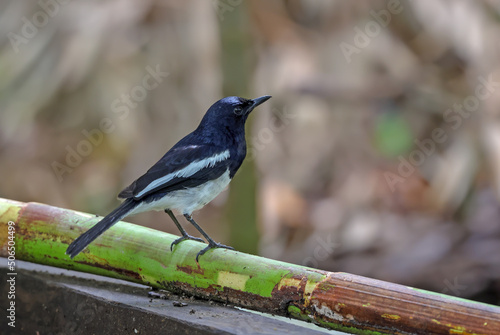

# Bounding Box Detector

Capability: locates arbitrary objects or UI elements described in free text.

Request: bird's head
[200,95,272,127]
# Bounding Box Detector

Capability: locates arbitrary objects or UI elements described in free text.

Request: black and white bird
[66,95,271,261]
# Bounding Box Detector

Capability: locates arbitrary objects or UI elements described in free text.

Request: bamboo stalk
[1,198,499,334]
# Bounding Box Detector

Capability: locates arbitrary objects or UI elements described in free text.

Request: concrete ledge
[0,259,339,334]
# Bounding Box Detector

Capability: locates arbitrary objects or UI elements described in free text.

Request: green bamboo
[1,198,500,334]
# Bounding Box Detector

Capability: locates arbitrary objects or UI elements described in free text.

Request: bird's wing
[118,144,230,200]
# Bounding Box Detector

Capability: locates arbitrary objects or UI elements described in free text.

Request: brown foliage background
[1,0,500,304]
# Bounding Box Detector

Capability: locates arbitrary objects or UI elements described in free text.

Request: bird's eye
[234,107,243,115]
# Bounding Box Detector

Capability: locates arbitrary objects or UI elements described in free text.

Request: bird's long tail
[66,199,137,258]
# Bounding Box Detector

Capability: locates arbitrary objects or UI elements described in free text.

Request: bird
[66,95,271,261]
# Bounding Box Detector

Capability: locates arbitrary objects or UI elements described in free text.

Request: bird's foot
[170,234,205,251]
[196,242,234,262]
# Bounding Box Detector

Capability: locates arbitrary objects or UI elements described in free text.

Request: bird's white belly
[131,169,231,216]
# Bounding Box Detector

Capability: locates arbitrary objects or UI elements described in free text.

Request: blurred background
[1,0,500,305]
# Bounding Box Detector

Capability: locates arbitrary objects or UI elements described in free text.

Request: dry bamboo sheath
[1,198,499,334]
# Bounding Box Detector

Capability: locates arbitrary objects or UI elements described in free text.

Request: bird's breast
[132,169,232,216]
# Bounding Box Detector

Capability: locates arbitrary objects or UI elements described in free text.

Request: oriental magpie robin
[66,95,271,261]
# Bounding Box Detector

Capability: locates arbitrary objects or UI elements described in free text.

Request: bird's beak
[251,95,272,109]
[246,95,271,114]
[243,95,271,115]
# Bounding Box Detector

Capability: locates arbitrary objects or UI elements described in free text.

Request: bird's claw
[196,242,234,262]
[170,235,205,251]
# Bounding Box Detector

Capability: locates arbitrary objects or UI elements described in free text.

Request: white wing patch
[135,149,230,198]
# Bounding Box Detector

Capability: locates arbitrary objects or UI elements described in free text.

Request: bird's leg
[183,214,234,261]
[165,209,205,251]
